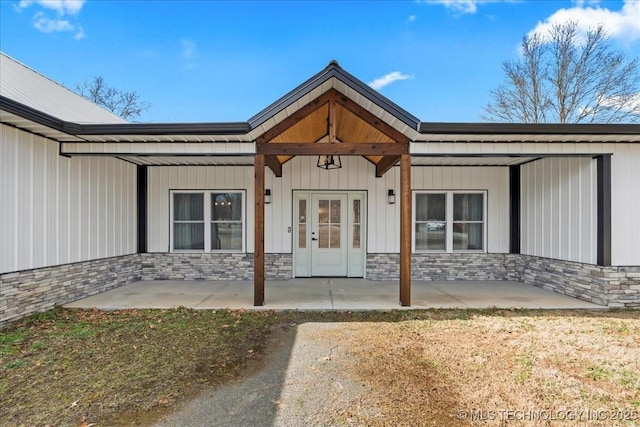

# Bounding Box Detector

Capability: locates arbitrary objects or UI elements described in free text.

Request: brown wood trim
[329,95,337,143]
[254,154,265,306]
[334,91,410,145]
[399,154,411,306]
[257,142,407,156]
[265,155,283,177]
[256,91,333,144]
[375,155,400,177]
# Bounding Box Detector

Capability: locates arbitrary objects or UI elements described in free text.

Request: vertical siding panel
[0,127,16,272]
[80,158,90,261]
[106,159,115,256]
[45,140,58,265]
[521,165,529,255]
[15,134,33,270]
[611,144,640,265]
[521,157,596,264]
[589,159,597,264]
[32,136,46,267]
[1,124,139,274]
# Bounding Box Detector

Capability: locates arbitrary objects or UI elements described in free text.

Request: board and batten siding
[611,144,640,266]
[0,124,137,274]
[147,157,511,255]
[412,166,510,254]
[146,157,387,254]
[520,157,597,264]
[147,166,257,253]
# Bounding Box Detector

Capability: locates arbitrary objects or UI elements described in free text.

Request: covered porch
[64,279,603,311]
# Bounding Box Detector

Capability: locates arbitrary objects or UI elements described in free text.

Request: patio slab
[64,279,605,311]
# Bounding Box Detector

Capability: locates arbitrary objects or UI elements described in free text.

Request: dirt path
[154,322,370,427]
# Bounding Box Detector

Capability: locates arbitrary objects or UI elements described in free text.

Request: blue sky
[1,0,639,123]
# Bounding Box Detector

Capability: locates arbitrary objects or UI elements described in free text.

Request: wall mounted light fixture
[388,189,396,204]
[264,189,272,204]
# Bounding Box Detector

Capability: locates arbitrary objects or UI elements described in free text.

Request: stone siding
[520,255,640,308]
[139,253,293,281]
[367,253,640,308]
[1,254,141,327]
[367,253,522,281]
[2,251,638,328]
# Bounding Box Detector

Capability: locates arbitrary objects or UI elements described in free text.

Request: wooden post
[399,154,411,306]
[254,154,265,306]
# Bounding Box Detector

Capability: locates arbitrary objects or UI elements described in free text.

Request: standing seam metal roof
[0,52,126,124]
[247,60,421,130]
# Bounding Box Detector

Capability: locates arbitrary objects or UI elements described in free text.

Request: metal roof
[248,60,420,130]
[0,52,126,124]
[1,54,638,148]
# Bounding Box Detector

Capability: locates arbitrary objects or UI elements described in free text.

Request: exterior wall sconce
[317,155,342,170]
[264,189,272,204]
[388,189,396,204]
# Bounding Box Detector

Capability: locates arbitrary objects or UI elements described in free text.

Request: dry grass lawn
[1,308,639,426]
[331,310,640,426]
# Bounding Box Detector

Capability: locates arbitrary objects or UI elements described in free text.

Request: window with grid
[171,191,245,252]
[414,191,485,252]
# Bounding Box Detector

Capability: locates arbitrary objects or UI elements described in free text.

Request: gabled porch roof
[1,56,639,171]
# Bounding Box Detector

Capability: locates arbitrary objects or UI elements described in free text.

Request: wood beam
[254,154,265,306]
[257,142,407,156]
[265,155,282,177]
[335,92,410,145]
[256,91,333,144]
[399,154,411,306]
[375,155,400,177]
[329,95,337,143]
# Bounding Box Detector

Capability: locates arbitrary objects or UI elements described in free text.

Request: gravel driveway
[155,322,372,427]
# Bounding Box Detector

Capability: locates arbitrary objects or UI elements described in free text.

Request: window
[173,193,204,250]
[171,191,245,252]
[414,191,485,252]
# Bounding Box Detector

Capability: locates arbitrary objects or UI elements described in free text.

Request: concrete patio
[64,279,605,311]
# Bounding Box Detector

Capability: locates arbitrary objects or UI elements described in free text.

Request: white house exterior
[1,53,639,325]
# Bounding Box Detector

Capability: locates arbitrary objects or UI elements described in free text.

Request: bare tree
[483,22,640,124]
[75,77,150,121]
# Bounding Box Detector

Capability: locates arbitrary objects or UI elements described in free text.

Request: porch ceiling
[410,156,536,166]
[255,89,409,177]
[111,155,542,167]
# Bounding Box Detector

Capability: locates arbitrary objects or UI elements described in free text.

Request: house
[1,52,639,325]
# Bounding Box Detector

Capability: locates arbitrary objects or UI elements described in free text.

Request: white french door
[294,191,366,277]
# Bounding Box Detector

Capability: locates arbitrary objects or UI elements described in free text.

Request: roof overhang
[2,61,639,171]
[417,122,640,143]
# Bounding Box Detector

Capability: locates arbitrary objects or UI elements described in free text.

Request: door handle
[311,237,318,241]
[311,231,318,241]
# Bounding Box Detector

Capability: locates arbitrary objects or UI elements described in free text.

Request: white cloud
[407,14,417,22]
[181,39,197,59]
[420,0,517,15]
[18,0,86,39]
[368,71,412,90]
[74,26,85,40]
[33,12,73,32]
[423,0,481,14]
[19,0,85,15]
[529,0,640,43]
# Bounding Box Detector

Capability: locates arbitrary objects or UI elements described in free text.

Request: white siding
[147,158,510,255]
[611,144,640,266]
[412,167,510,253]
[147,166,256,253]
[279,156,398,254]
[0,124,137,274]
[521,157,597,264]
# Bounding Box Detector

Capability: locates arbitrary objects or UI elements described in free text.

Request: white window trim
[412,190,487,253]
[170,190,246,253]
